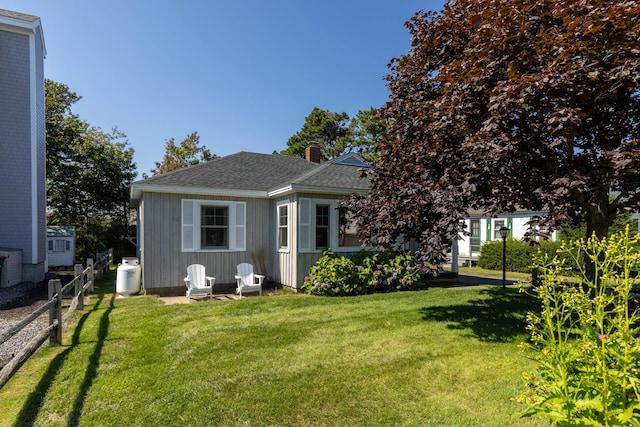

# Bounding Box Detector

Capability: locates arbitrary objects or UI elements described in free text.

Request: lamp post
[499,226,510,288]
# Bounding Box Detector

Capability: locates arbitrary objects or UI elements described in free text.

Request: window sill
[182,248,244,253]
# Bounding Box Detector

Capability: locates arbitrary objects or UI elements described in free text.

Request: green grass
[0,271,545,426]
[450,266,533,283]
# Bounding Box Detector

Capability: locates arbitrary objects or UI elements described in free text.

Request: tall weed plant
[517,227,640,425]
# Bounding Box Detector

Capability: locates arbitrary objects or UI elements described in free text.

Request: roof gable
[329,153,367,167]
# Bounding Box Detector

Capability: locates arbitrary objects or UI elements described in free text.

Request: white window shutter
[299,198,311,251]
[182,200,195,251]
[234,202,246,251]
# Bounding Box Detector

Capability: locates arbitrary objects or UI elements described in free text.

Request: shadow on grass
[13,276,115,427]
[68,293,114,427]
[419,287,541,342]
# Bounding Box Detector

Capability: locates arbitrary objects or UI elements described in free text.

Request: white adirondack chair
[235,263,264,297]
[184,264,216,302]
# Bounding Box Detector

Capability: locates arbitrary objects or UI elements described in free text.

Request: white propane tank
[116,257,141,297]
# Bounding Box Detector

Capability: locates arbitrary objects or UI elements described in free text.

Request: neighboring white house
[46,226,76,268]
[456,209,558,266]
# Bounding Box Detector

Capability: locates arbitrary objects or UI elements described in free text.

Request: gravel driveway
[0,275,70,369]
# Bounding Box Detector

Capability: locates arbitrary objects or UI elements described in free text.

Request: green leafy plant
[517,227,640,425]
[302,250,419,296]
[478,239,563,273]
[302,250,363,296]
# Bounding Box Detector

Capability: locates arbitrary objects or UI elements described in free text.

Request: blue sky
[4,1,445,178]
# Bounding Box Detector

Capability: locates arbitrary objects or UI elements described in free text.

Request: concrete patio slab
[160,293,241,304]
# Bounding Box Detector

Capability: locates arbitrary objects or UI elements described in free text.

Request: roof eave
[268,184,369,198]
[0,12,46,57]
[130,183,269,206]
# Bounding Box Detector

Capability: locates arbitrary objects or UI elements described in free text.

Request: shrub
[302,250,363,296]
[516,227,640,425]
[478,239,563,273]
[359,251,419,293]
[302,250,419,296]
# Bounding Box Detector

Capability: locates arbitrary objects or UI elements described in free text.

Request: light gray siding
[271,195,297,289]
[34,24,46,272]
[294,193,362,289]
[0,22,46,283]
[0,29,31,253]
[139,192,271,291]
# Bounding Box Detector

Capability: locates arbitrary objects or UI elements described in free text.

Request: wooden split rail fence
[0,249,113,389]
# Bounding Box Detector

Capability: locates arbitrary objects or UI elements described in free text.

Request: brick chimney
[305,143,321,163]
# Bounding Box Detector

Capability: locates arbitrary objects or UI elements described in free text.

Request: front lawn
[0,276,545,426]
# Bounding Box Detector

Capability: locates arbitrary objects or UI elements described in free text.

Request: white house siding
[0,17,46,283]
[138,192,270,292]
[46,240,75,267]
[457,212,556,264]
[46,226,76,267]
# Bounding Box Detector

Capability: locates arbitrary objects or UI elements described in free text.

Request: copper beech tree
[350,0,640,268]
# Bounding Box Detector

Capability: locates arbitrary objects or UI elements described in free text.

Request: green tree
[347,107,389,163]
[281,107,387,162]
[45,79,137,260]
[350,0,640,272]
[281,107,350,161]
[561,209,639,242]
[147,131,216,177]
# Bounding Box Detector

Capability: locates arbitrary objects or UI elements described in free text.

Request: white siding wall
[457,212,556,260]
[47,238,75,267]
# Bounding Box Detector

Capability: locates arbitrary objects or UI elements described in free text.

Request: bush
[302,251,362,296]
[302,250,419,296]
[478,239,563,273]
[516,227,640,425]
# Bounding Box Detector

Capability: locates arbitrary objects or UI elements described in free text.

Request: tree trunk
[584,198,615,283]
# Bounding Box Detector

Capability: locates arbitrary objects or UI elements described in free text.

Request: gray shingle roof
[131,152,369,198]
[46,226,76,237]
[291,162,369,190]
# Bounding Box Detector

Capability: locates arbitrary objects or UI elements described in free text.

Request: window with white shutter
[299,198,311,252]
[182,199,246,252]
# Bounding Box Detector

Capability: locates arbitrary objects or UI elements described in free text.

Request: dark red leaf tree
[350,0,640,268]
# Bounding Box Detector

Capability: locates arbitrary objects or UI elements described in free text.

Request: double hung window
[182,200,246,252]
[298,198,361,252]
[338,207,359,248]
[470,219,481,253]
[493,219,506,240]
[201,206,229,249]
[315,205,330,249]
[278,203,289,250]
[48,239,70,252]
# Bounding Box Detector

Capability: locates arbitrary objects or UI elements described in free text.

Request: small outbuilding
[46,226,76,268]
